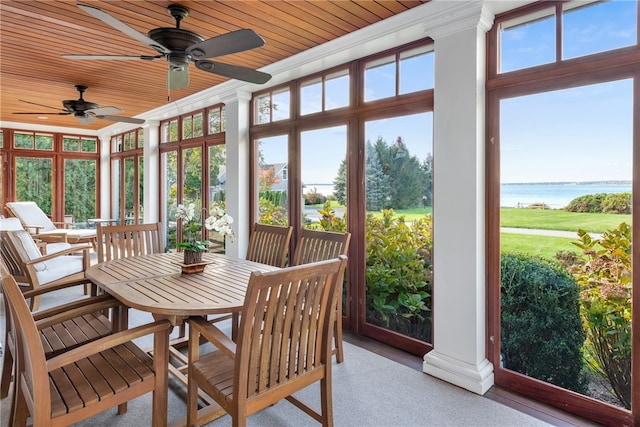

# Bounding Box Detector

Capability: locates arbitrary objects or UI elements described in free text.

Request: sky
[500,0,637,183]
[259,0,637,187]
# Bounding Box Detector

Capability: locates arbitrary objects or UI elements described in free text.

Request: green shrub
[564,192,630,214]
[303,187,327,205]
[570,223,632,409]
[365,210,432,341]
[500,253,588,394]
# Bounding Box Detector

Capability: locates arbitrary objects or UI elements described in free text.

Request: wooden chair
[245,223,293,268]
[2,272,171,427]
[0,257,123,423]
[186,255,348,427]
[292,228,351,363]
[96,222,164,263]
[1,229,92,311]
[1,216,70,255]
[5,201,97,249]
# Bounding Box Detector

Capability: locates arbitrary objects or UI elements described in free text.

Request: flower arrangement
[176,202,235,264]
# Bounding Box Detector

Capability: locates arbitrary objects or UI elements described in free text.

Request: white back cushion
[0,217,24,231]
[6,201,57,232]
[13,230,47,272]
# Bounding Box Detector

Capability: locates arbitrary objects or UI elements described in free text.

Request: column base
[423,350,494,394]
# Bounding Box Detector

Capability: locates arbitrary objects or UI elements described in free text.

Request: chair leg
[320,377,334,427]
[0,339,13,398]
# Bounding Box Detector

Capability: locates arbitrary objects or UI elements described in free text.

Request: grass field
[500,233,580,259]
[500,208,630,233]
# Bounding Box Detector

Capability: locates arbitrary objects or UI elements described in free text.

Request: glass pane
[400,47,433,94]
[255,93,271,124]
[113,135,122,152]
[364,113,433,343]
[124,158,135,224]
[82,137,97,152]
[63,136,80,152]
[64,159,96,224]
[209,107,222,133]
[163,150,178,250]
[193,112,203,137]
[0,130,3,148]
[272,89,290,121]
[14,132,33,149]
[208,144,227,253]
[111,159,121,222]
[15,157,52,213]
[499,79,633,409]
[365,55,396,101]
[35,134,53,150]
[500,8,556,72]
[301,78,322,115]
[563,0,637,60]
[182,146,203,206]
[183,116,193,139]
[301,126,347,229]
[256,135,288,225]
[325,70,349,110]
[137,129,144,148]
[138,157,144,221]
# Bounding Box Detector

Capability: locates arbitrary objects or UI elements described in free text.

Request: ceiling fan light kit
[62,3,272,89]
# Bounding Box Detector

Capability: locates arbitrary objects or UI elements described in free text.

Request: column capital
[425,1,494,40]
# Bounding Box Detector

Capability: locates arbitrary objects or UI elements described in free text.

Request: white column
[220,90,251,259]
[423,4,495,394]
[143,120,160,223]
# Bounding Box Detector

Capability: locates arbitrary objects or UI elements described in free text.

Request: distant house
[260,163,288,192]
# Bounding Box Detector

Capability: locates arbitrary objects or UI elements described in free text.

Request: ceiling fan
[12,85,145,125]
[63,3,272,89]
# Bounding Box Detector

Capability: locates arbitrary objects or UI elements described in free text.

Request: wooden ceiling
[0,0,429,131]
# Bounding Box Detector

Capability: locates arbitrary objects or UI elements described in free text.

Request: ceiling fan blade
[167,67,189,90]
[87,106,123,115]
[77,4,171,54]
[12,112,70,115]
[63,54,162,61]
[76,115,94,125]
[96,115,145,125]
[18,99,67,113]
[187,29,265,59]
[195,60,272,84]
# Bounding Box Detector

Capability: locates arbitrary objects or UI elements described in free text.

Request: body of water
[305,182,632,209]
[501,182,631,209]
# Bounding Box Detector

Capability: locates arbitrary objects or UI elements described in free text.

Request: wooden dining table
[86,251,280,427]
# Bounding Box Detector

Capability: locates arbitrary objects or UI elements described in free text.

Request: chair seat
[191,350,236,407]
[39,311,114,357]
[49,341,156,418]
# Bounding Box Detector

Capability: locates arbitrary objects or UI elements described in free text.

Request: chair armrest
[47,319,172,372]
[23,244,91,264]
[188,316,236,358]
[34,295,120,326]
[21,279,89,300]
[24,224,44,234]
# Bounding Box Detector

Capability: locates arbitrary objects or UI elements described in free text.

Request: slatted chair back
[292,228,351,363]
[187,255,348,426]
[96,222,164,263]
[0,230,29,284]
[2,272,171,427]
[245,223,293,268]
[292,228,351,266]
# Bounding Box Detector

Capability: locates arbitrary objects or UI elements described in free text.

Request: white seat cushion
[36,255,85,285]
[6,201,58,232]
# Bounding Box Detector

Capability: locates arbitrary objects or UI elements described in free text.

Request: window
[13,132,54,150]
[300,69,350,115]
[364,43,434,102]
[62,135,97,153]
[254,87,291,124]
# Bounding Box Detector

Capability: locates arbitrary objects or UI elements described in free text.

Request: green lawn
[500,208,630,234]
[500,233,580,259]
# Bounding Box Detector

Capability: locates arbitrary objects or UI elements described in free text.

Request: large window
[111,129,143,224]
[251,39,434,356]
[487,2,639,425]
[160,106,228,252]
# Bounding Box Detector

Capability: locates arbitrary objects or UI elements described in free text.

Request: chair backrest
[1,273,51,422]
[96,222,164,263]
[245,223,293,268]
[0,230,39,284]
[292,228,351,266]
[235,255,348,404]
[0,217,24,231]
[5,201,57,232]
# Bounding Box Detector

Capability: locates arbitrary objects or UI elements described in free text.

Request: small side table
[87,218,118,228]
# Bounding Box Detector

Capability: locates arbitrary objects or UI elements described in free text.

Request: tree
[365,141,390,211]
[333,159,347,205]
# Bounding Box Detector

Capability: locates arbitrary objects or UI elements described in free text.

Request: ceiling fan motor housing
[148,27,204,68]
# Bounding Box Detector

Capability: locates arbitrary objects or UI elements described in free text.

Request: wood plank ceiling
[0,1,428,131]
